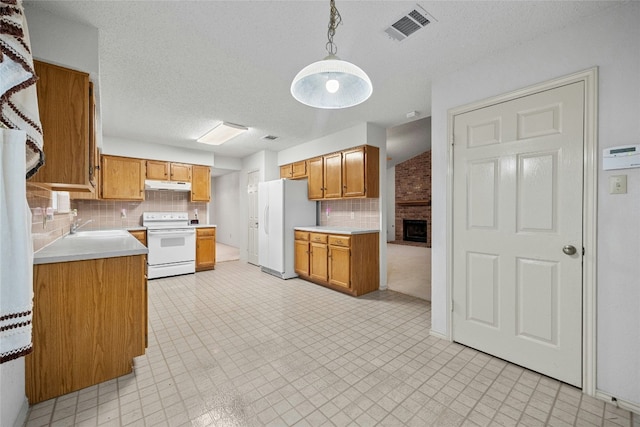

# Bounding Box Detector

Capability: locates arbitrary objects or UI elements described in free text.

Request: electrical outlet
[609,175,627,194]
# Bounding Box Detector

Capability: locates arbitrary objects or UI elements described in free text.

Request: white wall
[238,150,278,262]
[25,5,104,149]
[211,172,241,247]
[25,5,99,77]
[386,166,396,242]
[431,2,640,405]
[103,137,214,166]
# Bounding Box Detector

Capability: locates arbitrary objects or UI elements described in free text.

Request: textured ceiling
[24,1,623,169]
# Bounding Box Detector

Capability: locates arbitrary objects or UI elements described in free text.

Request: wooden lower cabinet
[128,229,147,246]
[196,227,216,271]
[27,255,147,404]
[294,231,379,296]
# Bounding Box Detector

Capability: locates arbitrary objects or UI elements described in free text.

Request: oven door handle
[148,229,195,237]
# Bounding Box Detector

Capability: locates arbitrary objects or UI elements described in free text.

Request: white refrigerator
[258,179,316,279]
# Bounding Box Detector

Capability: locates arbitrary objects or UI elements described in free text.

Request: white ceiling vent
[385,5,435,42]
[261,135,278,141]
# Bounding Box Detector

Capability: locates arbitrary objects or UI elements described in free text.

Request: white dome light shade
[291,57,372,109]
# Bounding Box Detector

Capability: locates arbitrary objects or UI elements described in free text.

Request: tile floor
[25,261,636,426]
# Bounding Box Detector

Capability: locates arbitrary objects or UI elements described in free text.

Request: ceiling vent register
[385,5,435,41]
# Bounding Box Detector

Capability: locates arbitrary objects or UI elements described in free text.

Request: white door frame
[445,68,598,395]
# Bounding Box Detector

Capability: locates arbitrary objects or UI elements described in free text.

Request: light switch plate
[609,175,627,194]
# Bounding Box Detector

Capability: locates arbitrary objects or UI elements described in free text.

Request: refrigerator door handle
[263,204,269,235]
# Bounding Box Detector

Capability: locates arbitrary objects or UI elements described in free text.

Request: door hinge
[582,247,585,256]
[451,299,454,312]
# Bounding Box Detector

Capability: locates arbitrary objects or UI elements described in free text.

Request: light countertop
[294,226,379,235]
[34,230,148,265]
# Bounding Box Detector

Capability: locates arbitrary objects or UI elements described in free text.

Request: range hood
[144,180,192,192]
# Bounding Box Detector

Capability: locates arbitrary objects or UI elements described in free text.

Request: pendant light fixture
[291,0,372,109]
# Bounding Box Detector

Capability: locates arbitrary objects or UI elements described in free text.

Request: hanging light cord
[326,0,342,55]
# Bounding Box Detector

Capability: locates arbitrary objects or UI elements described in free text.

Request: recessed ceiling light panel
[197,122,248,145]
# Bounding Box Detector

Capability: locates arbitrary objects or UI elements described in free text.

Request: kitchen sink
[66,229,130,238]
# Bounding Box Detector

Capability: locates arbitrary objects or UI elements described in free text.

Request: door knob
[562,245,577,255]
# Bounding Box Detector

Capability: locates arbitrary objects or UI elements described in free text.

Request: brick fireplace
[395,150,431,247]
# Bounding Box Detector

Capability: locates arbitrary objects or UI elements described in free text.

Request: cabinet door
[323,152,342,198]
[294,240,310,276]
[309,242,328,282]
[101,155,145,200]
[342,147,366,197]
[30,61,91,191]
[329,245,351,289]
[170,163,192,182]
[128,230,147,247]
[307,157,324,199]
[280,164,293,179]
[146,160,169,180]
[191,165,211,202]
[292,161,307,178]
[196,228,216,271]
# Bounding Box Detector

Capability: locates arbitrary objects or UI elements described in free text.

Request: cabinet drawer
[329,235,350,247]
[295,231,309,241]
[197,227,215,237]
[309,233,328,243]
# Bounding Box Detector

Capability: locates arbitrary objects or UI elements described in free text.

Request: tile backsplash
[319,198,380,229]
[74,190,207,230]
[27,186,207,251]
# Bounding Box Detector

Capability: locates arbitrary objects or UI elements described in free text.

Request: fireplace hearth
[403,219,427,243]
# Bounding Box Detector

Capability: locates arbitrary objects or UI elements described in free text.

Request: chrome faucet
[70,219,93,234]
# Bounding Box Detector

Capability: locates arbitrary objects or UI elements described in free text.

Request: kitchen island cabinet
[27,253,147,404]
[294,228,379,296]
[196,227,216,271]
[100,155,145,200]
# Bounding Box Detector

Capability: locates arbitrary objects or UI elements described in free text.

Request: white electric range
[143,212,195,279]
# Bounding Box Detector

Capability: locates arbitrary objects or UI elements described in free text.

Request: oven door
[147,228,196,266]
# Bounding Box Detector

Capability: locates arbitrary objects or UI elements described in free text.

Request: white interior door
[247,170,259,265]
[452,82,585,387]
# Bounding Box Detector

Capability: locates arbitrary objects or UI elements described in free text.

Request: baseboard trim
[13,397,28,427]
[595,391,640,416]
[429,329,450,341]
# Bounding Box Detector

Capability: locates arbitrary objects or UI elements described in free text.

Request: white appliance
[144,180,192,191]
[143,212,196,279]
[259,179,316,279]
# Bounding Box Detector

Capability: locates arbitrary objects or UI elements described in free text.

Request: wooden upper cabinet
[100,155,145,200]
[292,160,307,178]
[146,160,169,180]
[323,152,343,199]
[342,145,379,198]
[191,165,211,202]
[305,146,379,200]
[170,163,192,182]
[280,161,307,179]
[29,60,95,191]
[280,164,293,179]
[307,157,324,199]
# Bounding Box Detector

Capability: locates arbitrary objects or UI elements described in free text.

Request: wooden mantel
[396,199,431,206]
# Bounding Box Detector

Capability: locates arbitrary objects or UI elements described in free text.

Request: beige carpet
[216,242,240,262]
[386,242,431,301]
